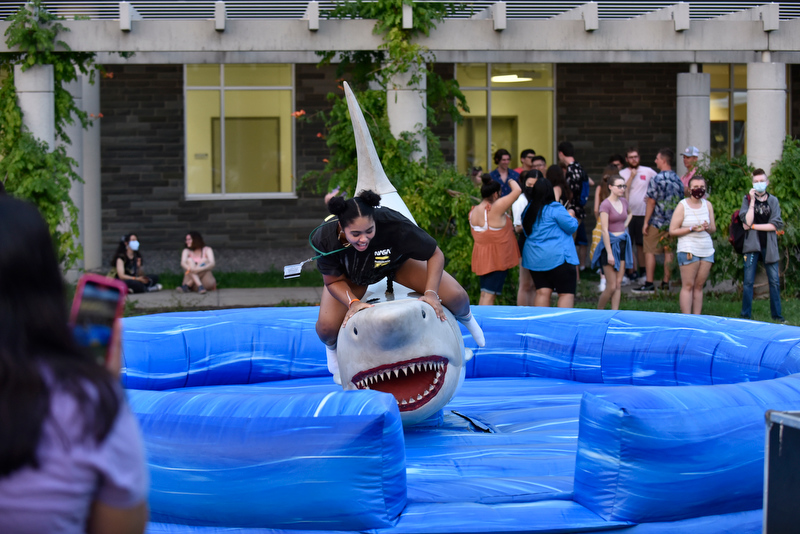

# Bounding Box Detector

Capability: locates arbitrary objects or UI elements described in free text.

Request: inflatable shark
[334,82,475,425]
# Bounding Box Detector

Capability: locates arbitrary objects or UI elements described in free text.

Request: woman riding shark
[310,82,484,424]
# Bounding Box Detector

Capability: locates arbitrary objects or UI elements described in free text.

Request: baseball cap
[681,146,700,157]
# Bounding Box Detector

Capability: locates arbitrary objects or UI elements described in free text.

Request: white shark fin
[342,81,416,224]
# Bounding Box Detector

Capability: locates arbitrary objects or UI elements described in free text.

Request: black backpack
[728,194,750,255]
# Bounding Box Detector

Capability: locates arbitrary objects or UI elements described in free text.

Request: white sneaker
[621,276,630,286]
[598,278,606,292]
[326,344,342,385]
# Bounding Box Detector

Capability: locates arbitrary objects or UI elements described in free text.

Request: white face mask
[753,182,767,193]
[128,240,140,251]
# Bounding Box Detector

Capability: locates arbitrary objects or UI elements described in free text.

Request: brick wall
[557,63,686,179]
[100,64,331,273]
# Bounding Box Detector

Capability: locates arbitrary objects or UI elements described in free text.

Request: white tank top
[676,198,714,257]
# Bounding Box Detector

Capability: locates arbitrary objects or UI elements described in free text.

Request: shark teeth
[352,357,449,411]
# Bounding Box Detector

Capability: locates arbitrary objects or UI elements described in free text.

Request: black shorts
[529,262,577,295]
[628,216,645,246]
[575,221,588,246]
[599,240,627,270]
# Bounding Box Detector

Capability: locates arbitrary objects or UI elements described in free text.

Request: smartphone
[70,274,127,365]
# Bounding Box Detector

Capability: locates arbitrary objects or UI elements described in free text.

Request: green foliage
[0,1,96,266]
[698,137,800,296]
[303,1,481,297]
[695,153,753,289]
[766,137,800,295]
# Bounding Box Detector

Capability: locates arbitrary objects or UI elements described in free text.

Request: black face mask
[524,187,535,199]
[690,187,706,199]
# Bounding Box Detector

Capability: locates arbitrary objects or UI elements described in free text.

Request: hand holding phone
[70,274,127,370]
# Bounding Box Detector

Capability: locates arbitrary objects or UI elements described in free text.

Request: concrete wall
[792,64,800,139]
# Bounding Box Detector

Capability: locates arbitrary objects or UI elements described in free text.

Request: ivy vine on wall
[302,0,493,302]
[0,0,97,267]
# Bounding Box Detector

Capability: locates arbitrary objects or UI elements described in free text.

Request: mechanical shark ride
[118,83,800,534]
[333,81,475,425]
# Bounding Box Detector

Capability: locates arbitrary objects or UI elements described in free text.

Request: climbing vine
[0,0,97,267]
[303,0,488,300]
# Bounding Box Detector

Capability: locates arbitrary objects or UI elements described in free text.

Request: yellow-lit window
[706,64,746,158]
[456,63,554,175]
[185,64,294,198]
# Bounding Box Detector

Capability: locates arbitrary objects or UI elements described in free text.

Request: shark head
[337,298,471,426]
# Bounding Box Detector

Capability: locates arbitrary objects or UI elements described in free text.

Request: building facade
[2,2,799,272]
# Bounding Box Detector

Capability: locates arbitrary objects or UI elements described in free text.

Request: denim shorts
[479,270,508,295]
[677,251,715,266]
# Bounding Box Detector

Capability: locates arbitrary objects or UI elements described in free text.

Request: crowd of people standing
[468,144,785,321]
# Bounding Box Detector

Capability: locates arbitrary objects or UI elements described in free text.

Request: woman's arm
[87,501,148,534]
[180,249,192,271]
[600,211,613,257]
[752,197,782,232]
[116,257,127,279]
[554,205,579,234]
[192,247,216,274]
[419,247,446,321]
[323,273,373,327]
[491,179,522,220]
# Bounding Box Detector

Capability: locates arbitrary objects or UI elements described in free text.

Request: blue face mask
[753,182,767,193]
[128,240,140,251]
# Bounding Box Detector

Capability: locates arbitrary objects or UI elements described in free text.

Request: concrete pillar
[386,65,427,161]
[82,73,103,271]
[14,64,55,149]
[676,70,710,176]
[746,62,786,173]
[62,77,84,280]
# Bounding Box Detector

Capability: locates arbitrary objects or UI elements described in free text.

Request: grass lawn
[573,270,798,326]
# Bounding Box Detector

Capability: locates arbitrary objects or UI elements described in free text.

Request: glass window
[491,63,553,89]
[185,64,294,198]
[456,63,555,175]
[456,64,487,87]
[186,65,219,87]
[704,64,747,158]
[705,64,729,90]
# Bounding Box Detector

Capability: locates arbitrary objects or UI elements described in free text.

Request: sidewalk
[126,287,324,312]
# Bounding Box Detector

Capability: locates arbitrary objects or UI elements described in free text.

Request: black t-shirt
[753,195,771,252]
[312,207,437,286]
[115,252,142,278]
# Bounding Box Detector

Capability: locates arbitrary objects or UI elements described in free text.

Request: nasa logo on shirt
[374,248,391,268]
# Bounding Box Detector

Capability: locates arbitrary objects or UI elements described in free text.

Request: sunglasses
[613,184,627,189]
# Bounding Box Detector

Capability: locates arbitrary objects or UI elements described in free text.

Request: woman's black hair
[328,189,382,228]
[110,233,135,267]
[522,177,556,235]
[187,230,206,251]
[480,174,501,200]
[0,196,120,476]
[545,164,572,204]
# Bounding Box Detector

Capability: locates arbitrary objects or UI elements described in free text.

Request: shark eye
[421,309,426,319]
[353,326,358,336]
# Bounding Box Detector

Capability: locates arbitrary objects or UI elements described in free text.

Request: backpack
[729,210,745,255]
[579,179,590,207]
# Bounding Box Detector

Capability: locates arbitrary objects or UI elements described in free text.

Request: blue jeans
[741,251,783,320]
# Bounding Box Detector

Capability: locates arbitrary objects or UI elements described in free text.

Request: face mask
[128,240,140,251]
[524,187,535,199]
[753,182,767,193]
[690,187,705,199]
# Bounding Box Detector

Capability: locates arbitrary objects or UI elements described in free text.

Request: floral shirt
[645,169,683,229]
